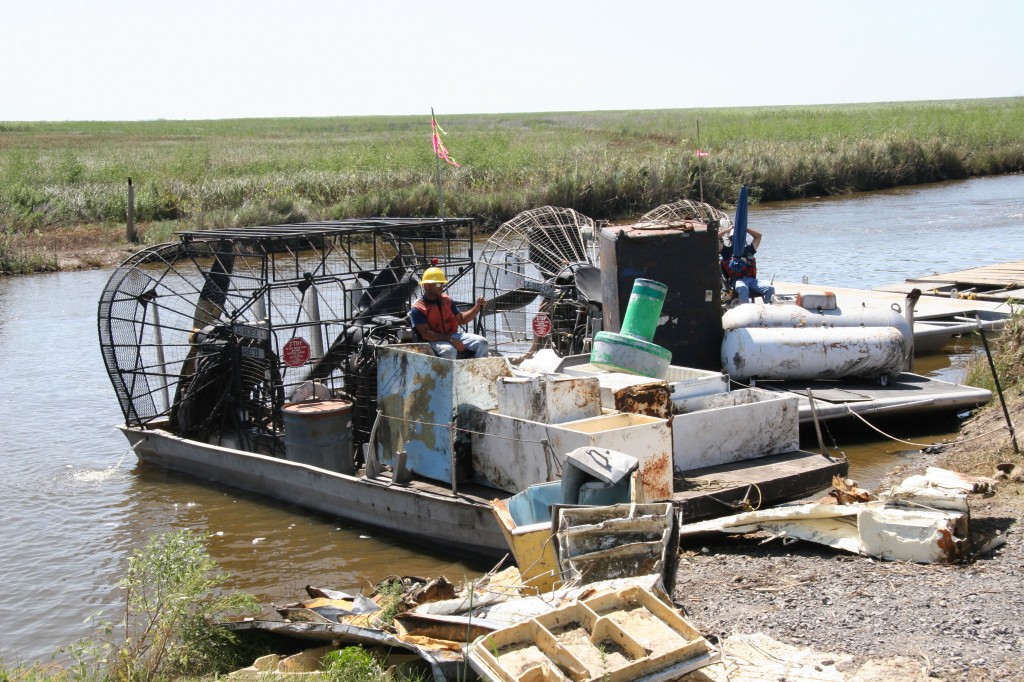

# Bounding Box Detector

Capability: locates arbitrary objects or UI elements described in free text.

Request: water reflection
[752,175,1024,289]
[120,464,488,605]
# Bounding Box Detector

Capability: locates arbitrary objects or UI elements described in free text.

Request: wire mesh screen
[98,219,475,453]
[476,206,600,359]
[637,200,732,229]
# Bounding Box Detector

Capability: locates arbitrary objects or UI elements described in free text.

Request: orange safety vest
[412,294,460,336]
[722,256,757,279]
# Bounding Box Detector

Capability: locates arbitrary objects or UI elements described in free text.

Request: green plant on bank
[373,578,407,628]
[64,529,259,682]
[0,660,73,682]
[322,646,429,682]
[322,647,385,682]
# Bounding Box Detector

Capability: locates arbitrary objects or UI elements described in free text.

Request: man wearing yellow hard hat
[409,267,489,359]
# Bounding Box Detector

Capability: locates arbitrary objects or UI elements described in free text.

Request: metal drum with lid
[281,399,354,474]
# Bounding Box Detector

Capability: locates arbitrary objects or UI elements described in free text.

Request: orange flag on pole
[431,115,460,167]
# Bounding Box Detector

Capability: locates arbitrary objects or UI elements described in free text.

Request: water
[751,175,1024,288]
[1,174,1021,663]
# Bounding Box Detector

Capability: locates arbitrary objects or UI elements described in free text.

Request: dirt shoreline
[673,398,1024,681]
[1,224,137,274]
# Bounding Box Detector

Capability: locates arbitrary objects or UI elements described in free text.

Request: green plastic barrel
[620,279,668,342]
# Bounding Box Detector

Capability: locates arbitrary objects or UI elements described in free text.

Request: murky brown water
[2,175,1022,662]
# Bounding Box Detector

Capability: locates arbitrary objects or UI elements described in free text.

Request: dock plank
[774,280,1011,319]
[673,451,847,523]
[906,261,1024,286]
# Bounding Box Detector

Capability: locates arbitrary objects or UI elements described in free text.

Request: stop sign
[282,337,311,368]
[532,313,552,337]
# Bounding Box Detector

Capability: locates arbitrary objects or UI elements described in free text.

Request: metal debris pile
[224,562,716,681]
[678,467,1001,564]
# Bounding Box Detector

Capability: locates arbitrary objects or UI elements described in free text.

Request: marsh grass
[954,304,1024,474]
[0,661,73,682]
[0,229,58,273]
[964,303,1024,395]
[1,99,1022,239]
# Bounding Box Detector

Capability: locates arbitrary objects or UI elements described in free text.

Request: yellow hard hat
[421,267,448,284]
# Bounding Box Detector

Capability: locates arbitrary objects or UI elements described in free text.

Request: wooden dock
[774,258,1022,314]
[773,279,1011,323]
[878,259,1024,302]
[674,450,848,522]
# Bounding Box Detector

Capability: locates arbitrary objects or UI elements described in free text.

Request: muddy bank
[673,399,1024,681]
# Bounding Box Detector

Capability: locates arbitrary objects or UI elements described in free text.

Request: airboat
[98,206,851,560]
[97,212,633,558]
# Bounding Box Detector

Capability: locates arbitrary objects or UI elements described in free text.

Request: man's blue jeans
[735,277,775,304]
[430,332,489,359]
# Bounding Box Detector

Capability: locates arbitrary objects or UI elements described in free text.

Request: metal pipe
[806,389,828,457]
[904,288,921,373]
[126,178,137,243]
[977,322,1020,454]
[449,421,458,495]
[151,302,169,410]
[301,283,325,360]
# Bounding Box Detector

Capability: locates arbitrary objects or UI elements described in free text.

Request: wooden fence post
[126,177,138,243]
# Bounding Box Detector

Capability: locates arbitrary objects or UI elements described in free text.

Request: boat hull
[118,425,509,562]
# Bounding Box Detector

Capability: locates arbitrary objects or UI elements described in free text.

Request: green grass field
[2,98,1023,243]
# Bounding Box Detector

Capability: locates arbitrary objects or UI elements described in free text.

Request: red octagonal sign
[283,337,311,368]
[532,313,552,337]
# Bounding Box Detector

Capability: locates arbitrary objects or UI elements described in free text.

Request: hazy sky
[4,1,1022,121]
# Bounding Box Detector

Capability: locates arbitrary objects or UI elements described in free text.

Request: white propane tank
[722,326,907,382]
[722,303,912,345]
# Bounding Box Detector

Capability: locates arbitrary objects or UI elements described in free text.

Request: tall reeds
[1,98,1022,236]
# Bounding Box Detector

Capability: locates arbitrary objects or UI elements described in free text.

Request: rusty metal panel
[376,345,512,484]
[468,410,563,493]
[555,503,674,585]
[470,410,673,500]
[496,374,602,424]
[595,373,671,418]
[672,388,799,470]
[560,413,674,502]
[557,355,729,405]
